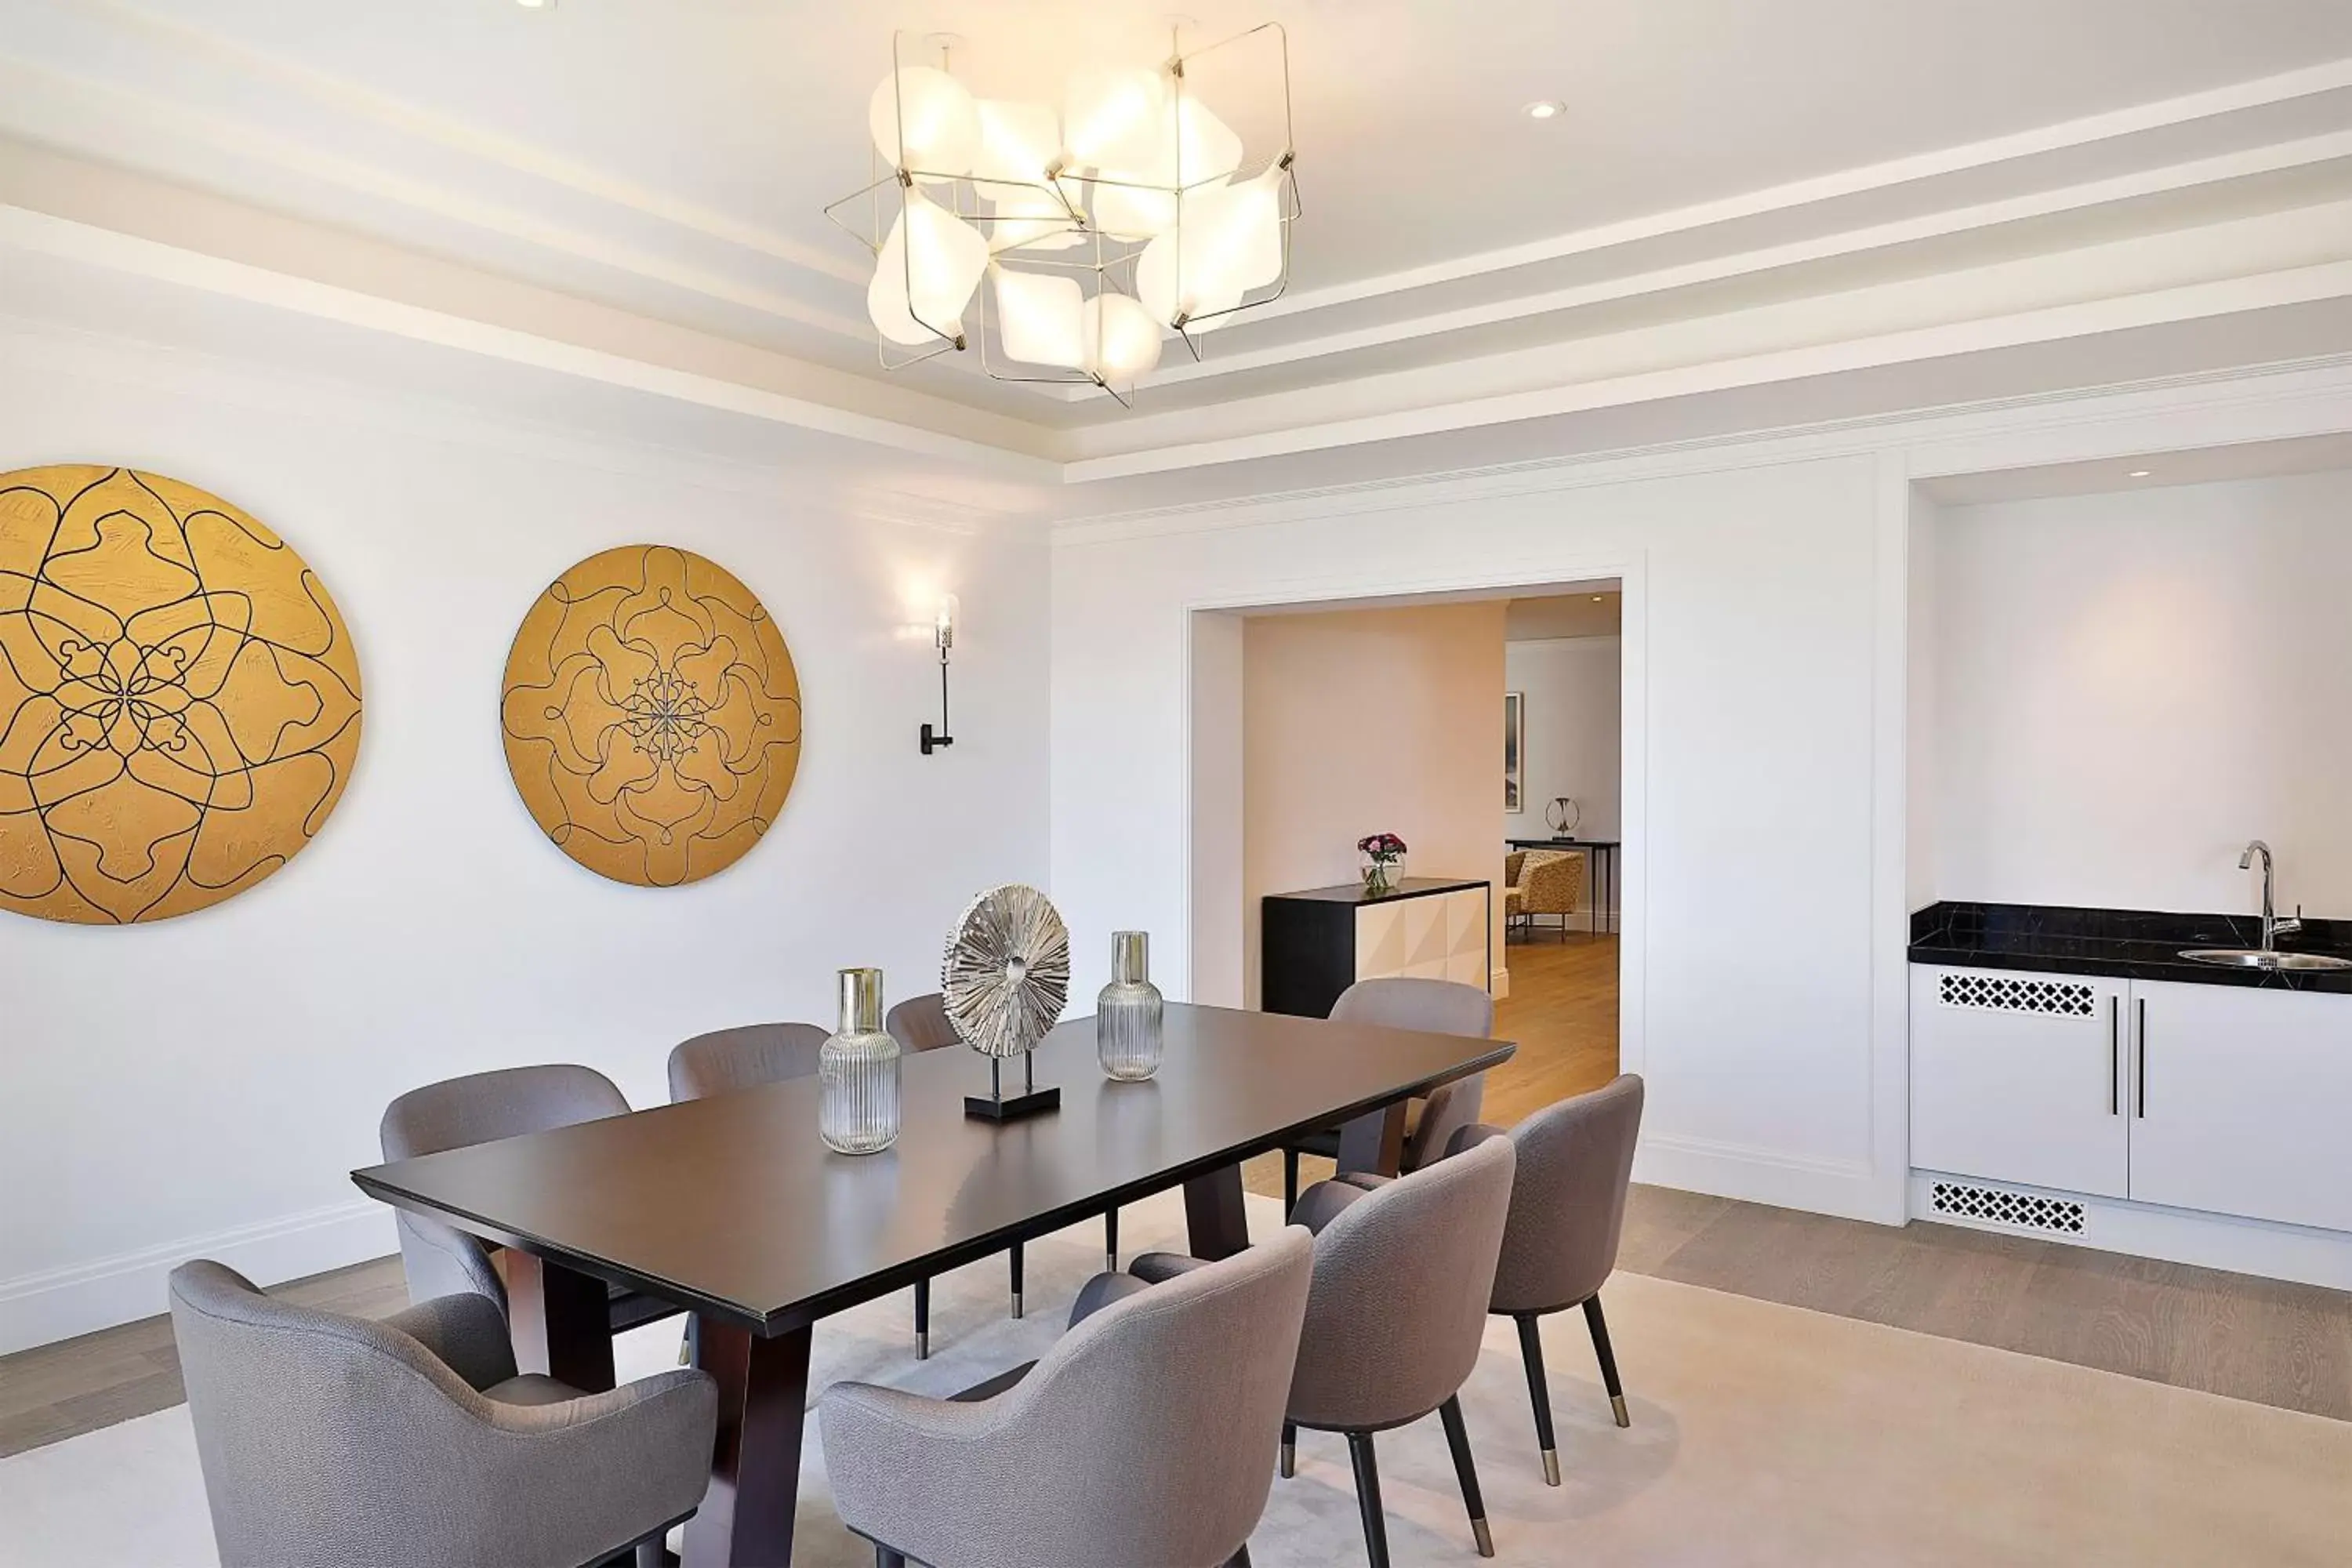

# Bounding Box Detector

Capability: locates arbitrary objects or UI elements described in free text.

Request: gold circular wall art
[500,545,802,887]
[0,466,363,924]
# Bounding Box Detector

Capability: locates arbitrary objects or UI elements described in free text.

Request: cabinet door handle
[2117,992,2136,1114]
[2136,996,2147,1118]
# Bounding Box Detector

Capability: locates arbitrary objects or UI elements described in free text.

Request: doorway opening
[1185,575,1631,1196]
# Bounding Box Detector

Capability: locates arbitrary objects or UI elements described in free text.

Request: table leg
[684,1317,813,1568]
[1184,1163,1250,1259]
[1334,1102,1409,1178]
[503,1252,614,1393]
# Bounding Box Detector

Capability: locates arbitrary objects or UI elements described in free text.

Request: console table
[1261,877,1494,1018]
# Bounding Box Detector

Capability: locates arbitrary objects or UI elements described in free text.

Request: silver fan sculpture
[942,883,1072,1118]
[1544,796,1581,837]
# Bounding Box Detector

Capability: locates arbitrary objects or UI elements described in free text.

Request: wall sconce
[920,594,958,755]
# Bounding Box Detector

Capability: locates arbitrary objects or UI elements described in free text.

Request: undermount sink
[2179,948,2352,972]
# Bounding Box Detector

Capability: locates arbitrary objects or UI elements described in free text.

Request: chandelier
[826,24,1298,405]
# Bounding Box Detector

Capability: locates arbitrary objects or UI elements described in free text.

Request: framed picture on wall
[1504,691,1525,813]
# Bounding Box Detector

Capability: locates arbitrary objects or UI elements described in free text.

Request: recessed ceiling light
[1591,595,1604,601]
[1522,100,1566,121]
[2128,469,2151,477]
[516,0,554,9]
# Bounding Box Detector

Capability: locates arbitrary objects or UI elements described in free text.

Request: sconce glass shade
[868,66,980,175]
[935,593,960,649]
[994,268,1088,368]
[1085,291,1164,379]
[868,188,989,345]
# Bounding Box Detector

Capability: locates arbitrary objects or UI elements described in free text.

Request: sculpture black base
[964,1085,1062,1123]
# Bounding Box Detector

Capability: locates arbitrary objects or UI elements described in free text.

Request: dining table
[351,1000,1515,1568]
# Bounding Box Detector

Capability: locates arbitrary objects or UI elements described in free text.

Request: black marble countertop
[1911,902,2352,994]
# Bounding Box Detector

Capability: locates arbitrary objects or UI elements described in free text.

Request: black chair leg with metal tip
[1279,1420,1297,1479]
[1009,1241,1025,1319]
[1225,1547,1253,1568]
[1283,1149,1300,1217]
[633,1540,663,1568]
[1105,1208,1120,1272]
[1346,1431,1392,1568]
[1584,1294,1629,1428]
[1438,1396,1495,1558]
[1515,1312,1560,1486]
[913,1276,931,1360]
[875,1546,906,1568]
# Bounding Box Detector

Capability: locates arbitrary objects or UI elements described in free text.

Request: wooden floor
[9,931,2351,1457]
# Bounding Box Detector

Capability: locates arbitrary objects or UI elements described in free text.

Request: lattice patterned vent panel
[1937,973,2095,1016]
[1929,1181,2087,1236]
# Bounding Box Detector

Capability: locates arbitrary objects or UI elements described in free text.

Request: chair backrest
[667,1022,829,1102]
[885,991,963,1052]
[940,1228,1315,1567]
[1333,978,1494,1173]
[170,1260,494,1566]
[1330,975,1494,1037]
[1504,850,1527,887]
[1488,1073,1645,1312]
[379,1064,630,1310]
[1521,850,1585,913]
[1288,1133,1516,1430]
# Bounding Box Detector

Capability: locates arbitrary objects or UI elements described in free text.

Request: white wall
[0,328,1050,1352]
[1054,455,1898,1221]
[1505,636,1623,921]
[1242,603,1508,1007]
[1932,470,2352,917]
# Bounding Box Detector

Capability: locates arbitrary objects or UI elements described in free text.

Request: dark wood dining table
[351,1000,1513,1568]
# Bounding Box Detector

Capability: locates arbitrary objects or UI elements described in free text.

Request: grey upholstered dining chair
[1279,976,1495,1214]
[666,1021,829,1102]
[169,1258,715,1568]
[1131,1134,1518,1566]
[379,1064,678,1335]
[888,991,1123,1319]
[1447,1073,1646,1484]
[822,1226,1316,1568]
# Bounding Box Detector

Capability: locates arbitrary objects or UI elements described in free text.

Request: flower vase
[1361,851,1406,897]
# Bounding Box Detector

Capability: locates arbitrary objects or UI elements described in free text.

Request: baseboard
[1908,1171,2352,1291]
[0,1200,398,1356]
[1638,1133,1899,1224]
[1490,964,1512,999]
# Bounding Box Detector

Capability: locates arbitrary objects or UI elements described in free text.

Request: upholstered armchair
[822,1227,1316,1568]
[1447,1073,1646,1484]
[379,1064,678,1337]
[169,1259,715,1568]
[1278,976,1494,1214]
[1132,1135,1519,1563]
[1505,849,1585,942]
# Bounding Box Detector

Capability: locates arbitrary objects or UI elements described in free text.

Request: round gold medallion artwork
[0,466,363,924]
[500,545,802,887]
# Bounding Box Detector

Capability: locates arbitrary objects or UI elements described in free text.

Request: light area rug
[5,1190,2350,1567]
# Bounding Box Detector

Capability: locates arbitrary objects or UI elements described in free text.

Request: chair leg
[1437,1395,1495,1557]
[1009,1241,1024,1319]
[876,1546,906,1568]
[1105,1207,1120,1272]
[913,1276,931,1360]
[1345,1432,1391,1568]
[1515,1312,1560,1486]
[634,1540,664,1568]
[1283,1149,1300,1217]
[1584,1294,1630,1428]
[1279,1419,1297,1479]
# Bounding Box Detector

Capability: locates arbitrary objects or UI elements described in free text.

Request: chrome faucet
[2241,840,2303,950]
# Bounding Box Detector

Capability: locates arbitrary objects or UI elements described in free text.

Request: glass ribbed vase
[819,967,902,1154]
[1096,931,1164,1081]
